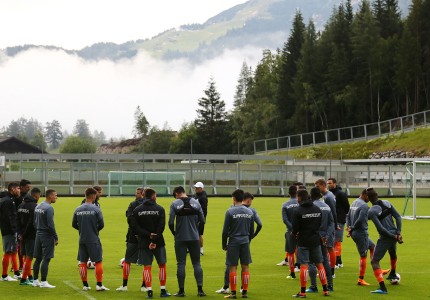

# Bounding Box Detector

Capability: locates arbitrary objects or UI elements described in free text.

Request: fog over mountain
[0,0,412,139]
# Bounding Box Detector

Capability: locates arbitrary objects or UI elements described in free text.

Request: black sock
[83,281,88,287]
[379,281,387,291]
[179,288,184,293]
[123,279,128,286]
[97,282,102,287]
[223,285,229,289]
[322,284,328,292]
[300,287,306,293]
[198,285,203,292]
[231,291,237,295]
[142,281,146,287]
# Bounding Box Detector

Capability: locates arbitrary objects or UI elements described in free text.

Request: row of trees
[137,0,430,154]
[1,117,107,153]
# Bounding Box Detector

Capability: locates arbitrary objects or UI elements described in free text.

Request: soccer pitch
[0,196,428,299]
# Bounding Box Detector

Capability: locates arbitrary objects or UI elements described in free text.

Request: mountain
[3,0,412,62]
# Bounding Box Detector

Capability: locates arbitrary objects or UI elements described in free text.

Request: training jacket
[292,200,322,248]
[72,202,104,243]
[130,199,166,248]
[0,192,17,236]
[17,196,38,239]
[34,201,58,240]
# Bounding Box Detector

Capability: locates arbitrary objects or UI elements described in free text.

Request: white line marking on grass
[64,281,96,300]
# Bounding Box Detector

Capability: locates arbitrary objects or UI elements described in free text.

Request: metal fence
[0,153,428,197]
[254,110,430,153]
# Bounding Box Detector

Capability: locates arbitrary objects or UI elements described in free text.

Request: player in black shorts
[73,187,108,291]
[130,188,171,298]
[367,188,403,295]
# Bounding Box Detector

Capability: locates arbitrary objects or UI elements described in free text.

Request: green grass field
[0,196,429,299]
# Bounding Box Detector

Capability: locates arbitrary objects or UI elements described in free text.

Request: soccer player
[366,188,403,295]
[306,187,334,292]
[80,185,103,206]
[292,189,329,298]
[168,186,206,297]
[327,178,350,268]
[278,185,299,279]
[17,187,41,285]
[0,182,21,281]
[221,189,254,299]
[346,189,375,286]
[116,187,148,292]
[72,187,108,291]
[130,188,171,298]
[315,179,338,276]
[32,189,58,288]
[216,191,261,295]
[193,182,208,256]
[16,179,31,271]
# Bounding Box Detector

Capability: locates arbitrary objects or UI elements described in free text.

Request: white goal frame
[107,171,186,197]
[404,160,430,220]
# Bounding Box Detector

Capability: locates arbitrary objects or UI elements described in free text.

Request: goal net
[107,171,186,197]
[403,160,430,219]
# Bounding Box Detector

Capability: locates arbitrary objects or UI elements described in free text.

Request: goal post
[107,171,186,197]
[403,160,430,219]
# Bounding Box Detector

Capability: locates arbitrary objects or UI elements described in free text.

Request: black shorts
[297,245,323,265]
[78,242,103,263]
[20,239,35,257]
[285,231,297,253]
[138,245,167,266]
[124,242,139,264]
[226,243,252,266]
[34,235,55,259]
[2,234,18,253]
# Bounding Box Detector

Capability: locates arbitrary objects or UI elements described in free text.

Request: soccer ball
[390,273,401,285]
[119,258,125,268]
[87,260,95,269]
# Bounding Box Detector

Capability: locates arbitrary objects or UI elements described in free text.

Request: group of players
[279,179,403,298]
[0,177,403,298]
[0,180,58,288]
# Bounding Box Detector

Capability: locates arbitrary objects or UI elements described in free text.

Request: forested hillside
[228,0,430,153]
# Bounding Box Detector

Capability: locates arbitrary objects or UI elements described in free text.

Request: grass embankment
[266,127,430,160]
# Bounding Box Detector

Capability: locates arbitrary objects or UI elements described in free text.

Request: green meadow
[0,196,429,299]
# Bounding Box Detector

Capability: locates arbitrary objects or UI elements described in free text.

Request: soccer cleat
[305,286,318,293]
[82,286,91,291]
[160,290,171,297]
[335,264,343,269]
[224,294,237,299]
[216,287,230,294]
[242,292,248,298]
[32,279,40,287]
[116,286,128,291]
[357,279,370,286]
[287,272,296,279]
[147,290,153,299]
[141,286,149,292]
[13,274,22,280]
[386,273,397,280]
[323,291,330,297]
[294,267,301,272]
[382,269,390,276]
[19,279,32,286]
[292,292,306,298]
[1,275,18,282]
[96,285,110,291]
[371,289,388,294]
[197,290,207,297]
[174,291,185,297]
[39,281,56,288]
[277,260,288,266]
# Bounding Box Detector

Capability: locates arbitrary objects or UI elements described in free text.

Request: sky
[0,0,263,140]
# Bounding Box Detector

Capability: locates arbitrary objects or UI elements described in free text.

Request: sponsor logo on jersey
[232,213,252,219]
[301,213,321,218]
[138,210,159,216]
